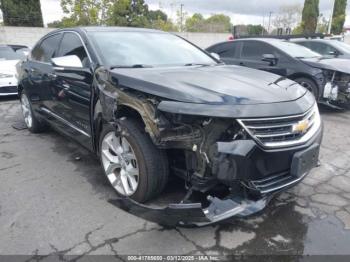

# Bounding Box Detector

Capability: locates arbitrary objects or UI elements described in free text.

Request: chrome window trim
[40,107,91,138]
[59,31,93,64]
[31,30,92,66]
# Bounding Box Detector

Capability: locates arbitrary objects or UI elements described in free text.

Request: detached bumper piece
[109,194,272,227]
[109,128,322,227]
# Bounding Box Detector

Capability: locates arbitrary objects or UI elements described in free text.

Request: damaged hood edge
[301,57,350,74]
[157,91,316,119]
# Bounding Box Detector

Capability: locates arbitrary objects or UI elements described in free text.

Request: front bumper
[110,123,323,227]
[0,77,18,96]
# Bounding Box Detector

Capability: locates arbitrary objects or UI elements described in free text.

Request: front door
[50,32,94,149]
[239,41,287,76]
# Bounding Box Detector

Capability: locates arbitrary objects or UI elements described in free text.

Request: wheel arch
[289,73,320,99]
[93,102,147,154]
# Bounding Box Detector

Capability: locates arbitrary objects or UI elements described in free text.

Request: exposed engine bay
[323,70,350,106]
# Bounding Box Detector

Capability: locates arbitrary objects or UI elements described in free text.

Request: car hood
[300,57,350,74]
[0,59,20,75]
[110,65,306,105]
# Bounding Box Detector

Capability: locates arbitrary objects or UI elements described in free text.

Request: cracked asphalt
[0,97,350,260]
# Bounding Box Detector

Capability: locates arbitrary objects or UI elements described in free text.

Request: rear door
[239,41,288,76]
[50,32,93,149]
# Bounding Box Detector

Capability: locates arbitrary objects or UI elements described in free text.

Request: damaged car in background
[17,27,323,226]
[207,38,350,109]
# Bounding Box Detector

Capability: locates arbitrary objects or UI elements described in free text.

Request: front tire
[99,119,169,203]
[20,91,46,133]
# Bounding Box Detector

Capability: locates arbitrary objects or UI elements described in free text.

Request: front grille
[237,104,321,149]
[0,85,17,95]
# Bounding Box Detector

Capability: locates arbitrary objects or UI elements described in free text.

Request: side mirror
[16,48,30,60]
[210,52,221,61]
[51,55,83,69]
[262,54,278,66]
[328,50,339,57]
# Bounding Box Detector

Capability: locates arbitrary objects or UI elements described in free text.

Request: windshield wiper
[110,64,153,69]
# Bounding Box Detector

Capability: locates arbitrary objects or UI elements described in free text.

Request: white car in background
[0,45,29,96]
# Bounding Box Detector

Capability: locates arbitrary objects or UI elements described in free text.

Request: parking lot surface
[0,97,350,259]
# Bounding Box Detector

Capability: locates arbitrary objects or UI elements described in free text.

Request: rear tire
[295,77,319,99]
[20,91,46,133]
[99,119,169,203]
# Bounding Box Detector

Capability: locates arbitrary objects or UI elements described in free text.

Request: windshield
[88,31,217,67]
[0,46,23,61]
[330,41,350,54]
[272,41,321,59]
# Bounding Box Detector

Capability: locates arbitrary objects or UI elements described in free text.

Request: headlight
[0,73,13,78]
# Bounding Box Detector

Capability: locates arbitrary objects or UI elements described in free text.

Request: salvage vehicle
[206,38,350,108]
[293,39,350,59]
[0,45,28,96]
[17,28,323,226]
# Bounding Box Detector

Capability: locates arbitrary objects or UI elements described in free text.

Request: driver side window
[309,42,337,55]
[57,32,90,68]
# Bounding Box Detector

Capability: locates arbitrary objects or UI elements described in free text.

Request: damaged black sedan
[17,27,323,226]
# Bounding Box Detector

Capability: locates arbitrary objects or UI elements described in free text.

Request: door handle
[239,62,245,66]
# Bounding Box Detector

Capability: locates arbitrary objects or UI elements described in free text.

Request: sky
[39,0,350,27]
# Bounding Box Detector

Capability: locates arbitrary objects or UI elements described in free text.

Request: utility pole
[328,0,335,34]
[268,11,273,34]
[262,15,265,35]
[180,3,184,32]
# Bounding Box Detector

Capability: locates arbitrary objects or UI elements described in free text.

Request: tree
[205,14,232,33]
[247,25,267,35]
[331,0,347,34]
[316,14,328,33]
[47,20,64,28]
[273,4,302,30]
[107,0,149,27]
[0,0,43,27]
[148,9,177,31]
[301,0,319,34]
[184,13,232,33]
[60,0,109,26]
[185,13,206,32]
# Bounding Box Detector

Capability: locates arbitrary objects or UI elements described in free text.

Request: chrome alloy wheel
[101,132,139,196]
[21,94,33,128]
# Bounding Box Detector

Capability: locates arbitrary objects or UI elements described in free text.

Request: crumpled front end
[322,70,350,107]
[108,99,323,226]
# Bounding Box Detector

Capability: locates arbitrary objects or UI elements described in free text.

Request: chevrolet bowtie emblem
[292,120,309,134]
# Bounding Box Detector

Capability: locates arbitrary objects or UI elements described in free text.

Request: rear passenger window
[32,34,62,62]
[241,41,275,59]
[57,33,89,67]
